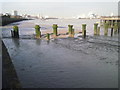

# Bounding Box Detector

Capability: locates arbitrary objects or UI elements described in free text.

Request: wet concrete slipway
[2,19,119,88]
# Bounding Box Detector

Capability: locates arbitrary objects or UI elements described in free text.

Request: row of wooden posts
[11,23,119,40]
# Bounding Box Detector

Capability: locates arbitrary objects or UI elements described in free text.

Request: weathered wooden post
[113,22,118,34]
[100,19,102,26]
[111,20,114,27]
[82,24,86,38]
[103,20,106,25]
[106,20,110,27]
[104,23,109,36]
[68,25,73,34]
[94,23,98,35]
[71,28,74,37]
[111,27,113,37]
[97,27,100,35]
[118,21,120,34]
[11,30,14,37]
[52,24,58,37]
[35,25,41,38]
[46,33,50,40]
[13,25,19,38]
[68,25,74,37]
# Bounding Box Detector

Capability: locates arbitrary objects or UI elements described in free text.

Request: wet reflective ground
[2,19,119,88]
[3,36,118,88]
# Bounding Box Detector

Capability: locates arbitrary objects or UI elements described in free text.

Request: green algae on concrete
[13,25,19,32]
[46,33,50,40]
[35,25,41,38]
[72,28,74,35]
[12,25,19,38]
[68,25,74,37]
[52,24,58,37]
[68,25,73,34]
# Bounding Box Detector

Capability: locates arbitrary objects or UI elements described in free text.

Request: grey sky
[1,2,118,18]
[0,0,119,2]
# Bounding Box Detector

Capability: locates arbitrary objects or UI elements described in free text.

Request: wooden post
[71,28,74,37]
[68,25,73,37]
[100,19,102,26]
[111,20,114,27]
[35,25,41,38]
[97,27,100,35]
[118,21,120,34]
[11,30,14,38]
[94,23,98,35]
[68,25,73,34]
[105,20,106,23]
[106,20,110,27]
[113,22,118,34]
[46,33,50,40]
[84,29,86,38]
[111,27,113,37]
[52,24,58,37]
[104,23,108,36]
[82,24,86,38]
[13,25,19,38]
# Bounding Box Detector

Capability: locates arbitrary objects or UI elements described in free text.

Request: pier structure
[100,16,120,26]
[100,16,120,35]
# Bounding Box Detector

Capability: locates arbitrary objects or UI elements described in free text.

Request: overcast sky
[1,1,119,18]
[0,0,119,2]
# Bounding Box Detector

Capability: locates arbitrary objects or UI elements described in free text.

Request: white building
[14,10,18,16]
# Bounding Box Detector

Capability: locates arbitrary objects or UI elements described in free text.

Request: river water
[2,19,119,88]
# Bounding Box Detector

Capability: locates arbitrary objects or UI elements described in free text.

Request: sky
[0,0,119,2]
[0,0,119,18]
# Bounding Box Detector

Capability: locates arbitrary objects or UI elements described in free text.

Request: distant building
[14,10,18,16]
[10,10,22,18]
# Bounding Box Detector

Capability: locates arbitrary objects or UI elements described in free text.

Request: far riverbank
[0,17,30,26]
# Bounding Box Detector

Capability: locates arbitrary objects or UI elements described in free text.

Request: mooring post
[111,27,113,37]
[13,25,19,38]
[97,27,100,35]
[106,20,110,27]
[35,25,41,38]
[105,20,106,23]
[52,24,58,37]
[82,24,86,38]
[104,23,109,36]
[111,20,114,27]
[68,25,73,34]
[100,19,102,26]
[68,25,73,37]
[118,22,120,34]
[71,28,74,37]
[46,33,50,40]
[113,22,118,34]
[11,30,14,37]
[84,29,86,38]
[94,23,98,35]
